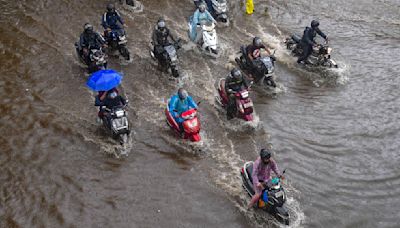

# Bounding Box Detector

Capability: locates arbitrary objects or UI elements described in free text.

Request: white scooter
[188,17,219,58]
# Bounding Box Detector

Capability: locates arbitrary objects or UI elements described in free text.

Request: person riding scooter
[96,89,127,126]
[79,23,107,64]
[151,18,177,64]
[247,149,284,209]
[102,3,127,40]
[168,88,198,131]
[189,2,217,42]
[225,68,250,120]
[246,37,271,67]
[297,20,329,64]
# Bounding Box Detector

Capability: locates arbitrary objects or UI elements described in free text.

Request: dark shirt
[102,11,124,30]
[301,26,327,46]
[102,96,126,109]
[225,75,249,92]
[152,27,175,46]
[246,44,266,59]
[79,31,106,49]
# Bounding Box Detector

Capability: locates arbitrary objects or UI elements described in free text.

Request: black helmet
[311,20,320,28]
[178,88,188,100]
[231,68,242,81]
[84,23,93,32]
[260,148,271,160]
[107,3,115,12]
[157,18,166,31]
[253,37,262,48]
[199,3,206,12]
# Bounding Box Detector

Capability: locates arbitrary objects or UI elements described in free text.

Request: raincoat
[246,0,254,15]
[189,9,216,41]
[168,94,198,124]
[252,157,280,194]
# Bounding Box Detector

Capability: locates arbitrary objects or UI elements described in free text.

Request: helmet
[109,91,118,99]
[157,19,166,31]
[260,149,271,160]
[84,23,93,32]
[107,3,115,12]
[311,20,320,28]
[253,37,262,48]
[231,68,242,81]
[178,88,188,100]
[199,3,206,12]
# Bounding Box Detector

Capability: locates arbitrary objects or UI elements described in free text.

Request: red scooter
[216,78,254,121]
[165,103,201,142]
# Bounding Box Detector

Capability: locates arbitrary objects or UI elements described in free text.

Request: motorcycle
[75,42,108,73]
[216,78,254,121]
[285,34,338,68]
[240,162,290,225]
[104,29,130,61]
[235,46,277,88]
[188,18,219,57]
[149,39,182,78]
[165,102,201,142]
[193,0,229,24]
[88,48,108,73]
[100,104,130,145]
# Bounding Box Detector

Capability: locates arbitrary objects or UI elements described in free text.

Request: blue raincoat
[189,9,216,41]
[169,94,198,125]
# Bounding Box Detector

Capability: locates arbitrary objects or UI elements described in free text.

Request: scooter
[216,78,254,121]
[240,162,290,225]
[165,102,201,142]
[188,17,219,57]
[236,47,277,88]
[104,29,130,61]
[149,39,182,78]
[75,42,108,73]
[285,34,338,68]
[88,48,108,73]
[100,104,130,145]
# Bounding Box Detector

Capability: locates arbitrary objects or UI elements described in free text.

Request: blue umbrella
[86,69,123,91]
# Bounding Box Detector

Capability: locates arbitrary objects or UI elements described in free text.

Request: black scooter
[240,161,290,225]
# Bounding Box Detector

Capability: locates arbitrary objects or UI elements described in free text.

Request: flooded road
[1,0,399,227]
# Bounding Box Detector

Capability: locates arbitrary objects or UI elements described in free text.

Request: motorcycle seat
[246,163,254,183]
[291,34,301,43]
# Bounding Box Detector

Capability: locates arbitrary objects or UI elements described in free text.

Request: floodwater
[1,0,399,227]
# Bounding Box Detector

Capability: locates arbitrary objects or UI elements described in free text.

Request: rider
[79,23,107,64]
[102,3,127,38]
[97,89,127,126]
[189,2,216,42]
[248,148,284,209]
[245,37,271,65]
[151,18,177,63]
[297,20,328,64]
[168,88,198,131]
[225,68,249,120]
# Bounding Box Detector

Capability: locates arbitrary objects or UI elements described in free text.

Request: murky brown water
[1,0,399,227]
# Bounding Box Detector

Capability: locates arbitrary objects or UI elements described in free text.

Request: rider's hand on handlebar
[256,183,263,189]
[279,175,285,180]
[123,24,128,28]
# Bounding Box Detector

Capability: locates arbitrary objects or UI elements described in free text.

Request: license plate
[243,101,253,108]
[118,40,127,44]
[275,191,283,198]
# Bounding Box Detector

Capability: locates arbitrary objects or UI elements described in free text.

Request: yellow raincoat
[246,0,254,15]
